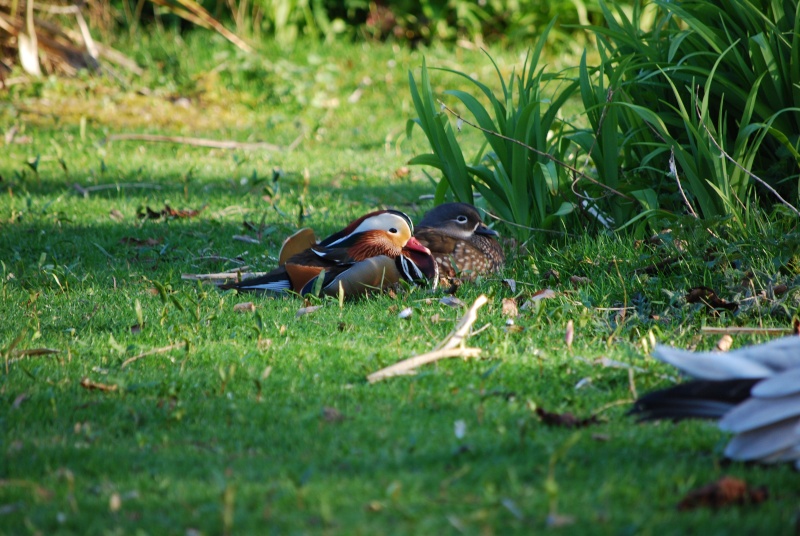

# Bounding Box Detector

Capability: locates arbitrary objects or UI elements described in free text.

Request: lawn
[1,31,798,535]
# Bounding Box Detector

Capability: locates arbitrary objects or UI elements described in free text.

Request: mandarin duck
[414,203,505,279]
[222,209,437,297]
[630,337,800,468]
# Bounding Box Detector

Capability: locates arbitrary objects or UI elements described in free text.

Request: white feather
[650,336,800,466]
[723,418,800,461]
[751,368,800,398]
[718,393,800,433]
[652,345,775,380]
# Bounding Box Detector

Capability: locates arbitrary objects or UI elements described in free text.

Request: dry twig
[367,294,488,383]
[121,342,187,369]
[104,134,283,151]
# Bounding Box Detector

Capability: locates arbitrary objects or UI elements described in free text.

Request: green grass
[1,32,799,535]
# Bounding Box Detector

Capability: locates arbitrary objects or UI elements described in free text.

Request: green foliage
[2,36,800,535]
[584,0,800,219]
[408,20,580,241]
[409,0,800,242]
[108,0,607,45]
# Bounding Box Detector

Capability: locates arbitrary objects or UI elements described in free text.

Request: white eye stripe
[326,214,410,247]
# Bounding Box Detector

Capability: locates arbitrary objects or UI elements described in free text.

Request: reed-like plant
[408,20,581,241]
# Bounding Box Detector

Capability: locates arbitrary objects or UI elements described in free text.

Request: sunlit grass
[1,31,798,535]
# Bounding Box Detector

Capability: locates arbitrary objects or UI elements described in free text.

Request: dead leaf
[321,407,345,422]
[11,348,59,357]
[535,407,599,428]
[716,334,733,352]
[109,209,124,222]
[502,279,517,293]
[430,314,441,324]
[233,302,256,313]
[677,476,768,511]
[136,204,205,220]
[394,166,410,178]
[80,378,118,392]
[570,275,591,286]
[440,296,466,308]
[546,513,575,528]
[501,298,518,318]
[772,284,788,296]
[120,237,161,247]
[565,320,574,348]
[685,286,738,312]
[12,393,29,409]
[635,257,680,275]
[296,305,322,318]
[521,289,557,309]
[542,269,560,282]
[109,493,121,512]
[232,235,260,244]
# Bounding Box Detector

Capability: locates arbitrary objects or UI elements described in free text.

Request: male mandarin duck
[630,337,800,468]
[222,209,437,297]
[414,203,505,279]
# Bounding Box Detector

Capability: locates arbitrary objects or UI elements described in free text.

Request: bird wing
[300,256,400,297]
[279,228,317,266]
[652,345,776,380]
[718,392,800,433]
[723,417,800,462]
[629,379,757,421]
[221,266,293,293]
[751,367,800,398]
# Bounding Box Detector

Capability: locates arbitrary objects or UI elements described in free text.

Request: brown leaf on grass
[12,393,29,409]
[685,286,739,312]
[772,284,788,296]
[570,275,591,286]
[232,234,260,244]
[535,407,599,428]
[501,298,518,318]
[233,302,256,313]
[634,256,680,275]
[296,305,322,318]
[440,296,466,308]
[80,377,118,392]
[546,513,575,528]
[716,334,733,352]
[521,288,557,310]
[109,209,124,222]
[11,348,59,357]
[542,269,560,282]
[120,237,161,247]
[565,320,574,348]
[321,407,345,423]
[394,166,410,178]
[136,204,205,220]
[677,476,768,511]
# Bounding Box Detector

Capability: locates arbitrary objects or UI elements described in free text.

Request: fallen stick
[367,294,489,383]
[181,272,265,282]
[366,348,482,383]
[435,294,489,351]
[104,134,282,151]
[121,342,187,369]
[700,327,793,336]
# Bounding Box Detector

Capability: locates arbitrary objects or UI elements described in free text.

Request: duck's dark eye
[389,227,398,233]
[456,215,468,224]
